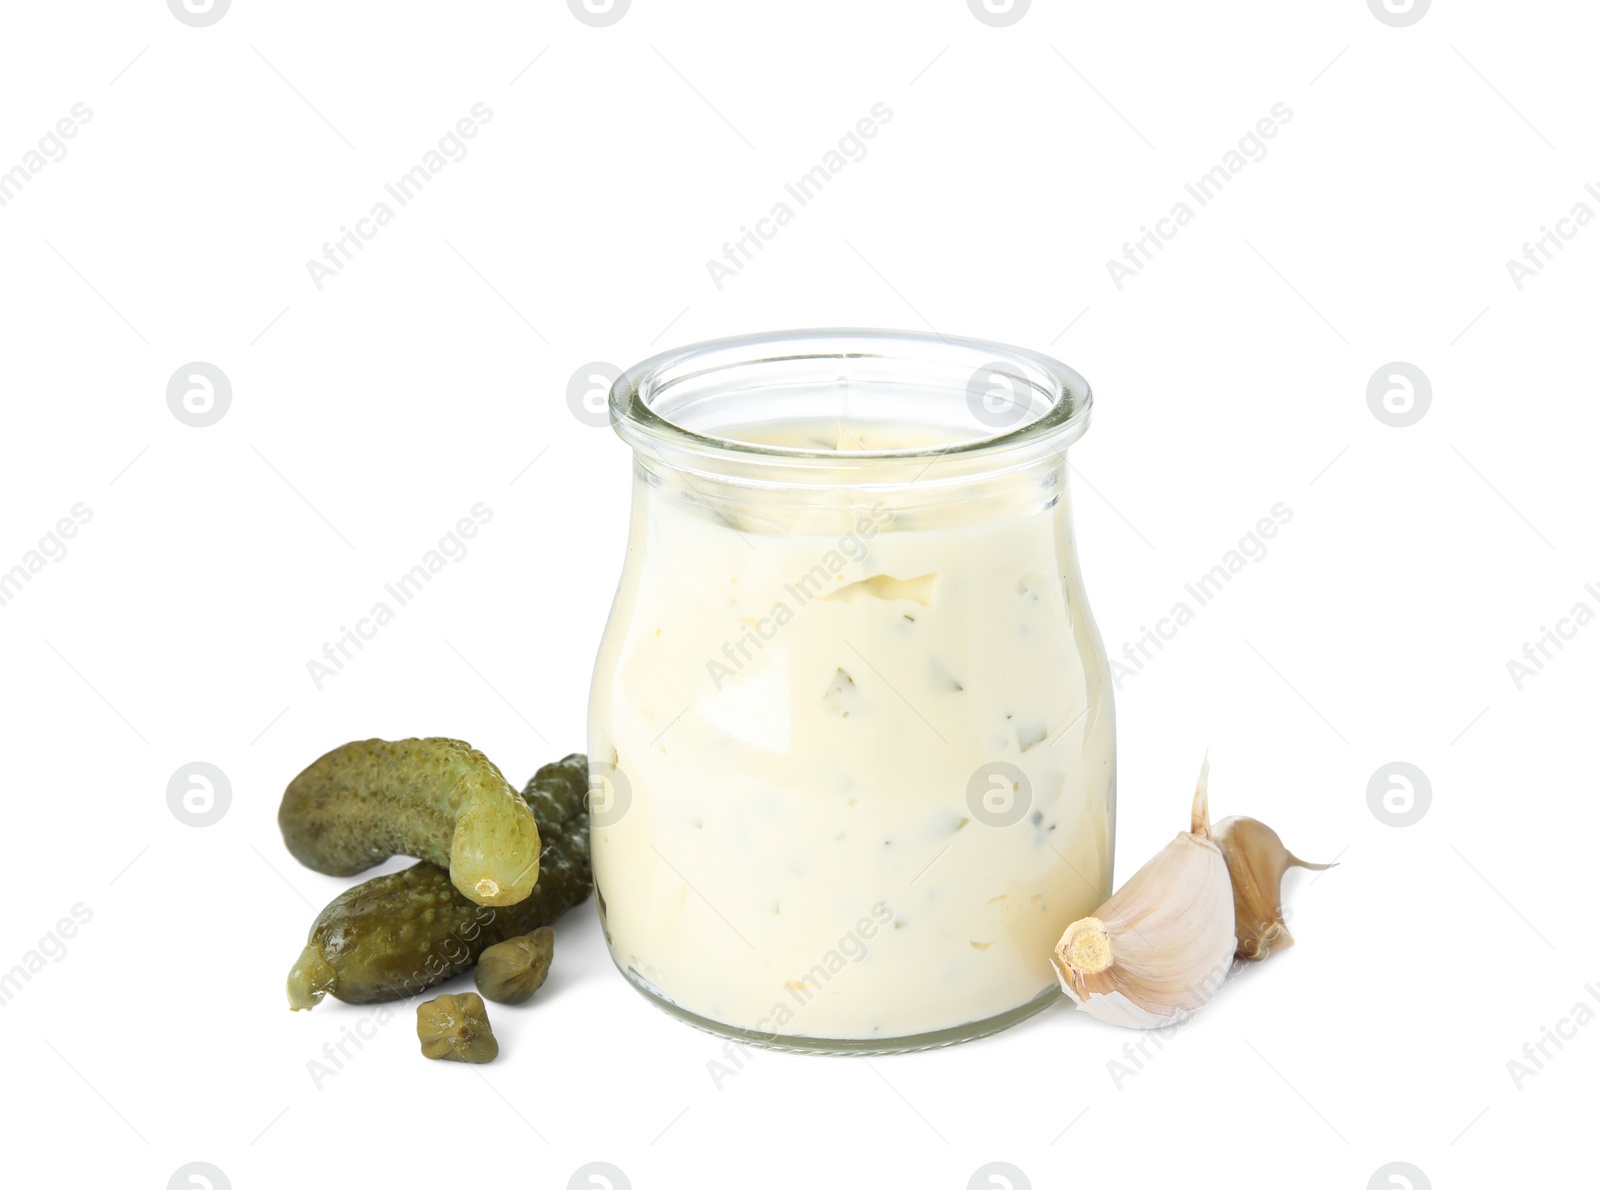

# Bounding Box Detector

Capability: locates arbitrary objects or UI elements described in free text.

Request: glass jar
[587,329,1115,1053]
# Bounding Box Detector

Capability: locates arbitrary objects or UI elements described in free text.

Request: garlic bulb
[1213,815,1333,961]
[1051,760,1236,1029]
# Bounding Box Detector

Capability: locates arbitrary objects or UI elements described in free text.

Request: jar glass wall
[587,329,1115,1053]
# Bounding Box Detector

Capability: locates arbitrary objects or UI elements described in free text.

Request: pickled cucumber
[286,754,592,1010]
[279,737,541,907]
[417,992,498,1063]
[475,927,554,1005]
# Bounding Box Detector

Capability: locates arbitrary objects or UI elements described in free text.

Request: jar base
[613,957,1061,1055]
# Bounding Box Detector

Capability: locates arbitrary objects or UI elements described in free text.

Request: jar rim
[609,328,1092,470]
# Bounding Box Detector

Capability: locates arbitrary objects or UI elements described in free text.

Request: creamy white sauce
[589,418,1115,1041]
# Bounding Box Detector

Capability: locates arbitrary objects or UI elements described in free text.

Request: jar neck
[610,328,1091,532]
[631,443,1076,535]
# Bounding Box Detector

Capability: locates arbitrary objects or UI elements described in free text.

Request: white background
[1,1,1593,1187]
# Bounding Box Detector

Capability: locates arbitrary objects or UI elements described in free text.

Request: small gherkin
[279,737,543,907]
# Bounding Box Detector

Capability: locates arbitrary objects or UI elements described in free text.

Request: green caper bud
[416,992,498,1064]
[475,927,554,1005]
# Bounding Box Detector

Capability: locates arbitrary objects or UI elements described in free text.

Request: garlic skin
[1213,816,1333,961]
[1051,760,1237,1029]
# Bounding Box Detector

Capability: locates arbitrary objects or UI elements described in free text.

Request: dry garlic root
[1051,759,1333,1029]
[1051,760,1236,1029]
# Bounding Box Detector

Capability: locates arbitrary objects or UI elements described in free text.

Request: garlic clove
[1051,760,1237,1029]
[1213,815,1334,961]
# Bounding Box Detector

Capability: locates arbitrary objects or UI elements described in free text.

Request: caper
[416,992,498,1063]
[475,927,554,1005]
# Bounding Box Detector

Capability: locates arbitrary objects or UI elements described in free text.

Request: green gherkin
[286,754,591,1010]
[279,737,542,907]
